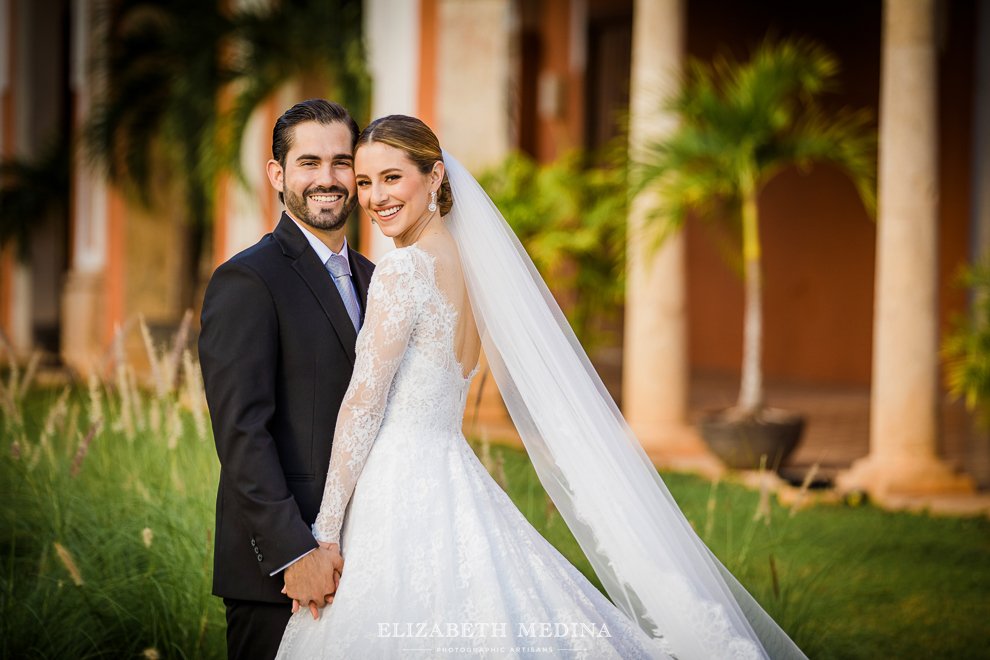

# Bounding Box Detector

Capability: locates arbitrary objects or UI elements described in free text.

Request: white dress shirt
[288,215,362,314]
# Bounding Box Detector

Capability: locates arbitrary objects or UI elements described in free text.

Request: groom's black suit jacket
[199,212,374,604]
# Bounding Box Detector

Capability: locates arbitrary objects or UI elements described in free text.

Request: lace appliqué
[283,246,674,660]
[312,247,432,546]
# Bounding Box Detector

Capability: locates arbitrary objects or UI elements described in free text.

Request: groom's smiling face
[275,120,358,232]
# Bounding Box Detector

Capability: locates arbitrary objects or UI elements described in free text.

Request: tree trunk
[737,177,764,415]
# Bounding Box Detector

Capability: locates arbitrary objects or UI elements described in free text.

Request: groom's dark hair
[272,99,360,203]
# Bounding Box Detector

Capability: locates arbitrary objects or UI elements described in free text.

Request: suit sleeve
[199,260,318,576]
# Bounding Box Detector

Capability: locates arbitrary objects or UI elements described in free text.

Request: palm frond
[944,257,990,417]
[85,0,369,228]
[222,0,370,181]
[760,105,877,216]
[636,35,877,251]
[85,0,233,237]
[0,135,72,260]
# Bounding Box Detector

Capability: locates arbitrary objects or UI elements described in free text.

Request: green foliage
[944,256,990,418]
[0,386,223,659]
[661,470,990,660]
[224,0,371,176]
[0,136,71,260]
[494,443,990,660]
[479,150,627,348]
[636,36,877,257]
[85,0,371,276]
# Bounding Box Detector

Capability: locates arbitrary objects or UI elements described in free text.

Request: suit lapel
[274,214,358,365]
[292,251,358,364]
[348,249,374,326]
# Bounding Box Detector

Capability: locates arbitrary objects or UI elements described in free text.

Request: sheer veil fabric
[442,150,807,660]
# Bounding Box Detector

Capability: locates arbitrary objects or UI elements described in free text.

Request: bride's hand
[319,541,344,593]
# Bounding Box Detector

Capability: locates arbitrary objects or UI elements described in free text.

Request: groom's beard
[284,184,358,232]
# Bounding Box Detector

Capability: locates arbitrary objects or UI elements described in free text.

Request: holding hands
[282,542,344,620]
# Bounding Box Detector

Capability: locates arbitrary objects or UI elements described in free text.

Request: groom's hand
[282,542,344,619]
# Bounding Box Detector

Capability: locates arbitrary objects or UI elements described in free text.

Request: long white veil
[442,150,807,660]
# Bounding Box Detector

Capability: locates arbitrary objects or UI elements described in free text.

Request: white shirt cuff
[269,548,316,576]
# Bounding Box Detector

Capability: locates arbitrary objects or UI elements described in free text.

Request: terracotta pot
[698,408,805,471]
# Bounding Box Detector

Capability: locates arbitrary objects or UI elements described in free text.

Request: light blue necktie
[325,254,361,333]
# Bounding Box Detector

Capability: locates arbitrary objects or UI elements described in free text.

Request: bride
[276,115,807,660]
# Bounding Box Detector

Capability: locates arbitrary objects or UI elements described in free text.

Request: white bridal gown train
[276,246,672,659]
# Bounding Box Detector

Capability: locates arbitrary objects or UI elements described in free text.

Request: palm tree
[0,135,71,259]
[638,38,877,418]
[86,0,369,309]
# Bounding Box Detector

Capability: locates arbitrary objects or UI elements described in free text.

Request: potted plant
[637,38,877,470]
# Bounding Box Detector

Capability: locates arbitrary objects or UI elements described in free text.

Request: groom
[199,99,374,660]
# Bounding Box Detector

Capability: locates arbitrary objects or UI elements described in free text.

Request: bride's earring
[429,191,437,213]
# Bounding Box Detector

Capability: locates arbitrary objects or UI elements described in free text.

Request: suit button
[257,555,263,562]
[251,539,257,547]
[254,547,260,554]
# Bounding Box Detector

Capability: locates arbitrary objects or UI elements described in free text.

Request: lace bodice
[313,246,476,545]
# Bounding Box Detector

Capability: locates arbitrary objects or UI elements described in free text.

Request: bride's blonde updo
[355,115,454,216]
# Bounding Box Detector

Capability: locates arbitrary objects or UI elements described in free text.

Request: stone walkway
[586,354,990,515]
[688,371,975,472]
[687,371,990,515]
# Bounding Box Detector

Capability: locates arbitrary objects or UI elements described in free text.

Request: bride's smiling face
[355,142,442,244]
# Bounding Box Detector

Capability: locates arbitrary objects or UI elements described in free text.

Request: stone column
[0,0,33,356]
[216,0,281,265]
[965,0,990,490]
[434,0,521,446]
[212,0,281,269]
[623,0,715,472]
[837,0,973,498]
[435,0,513,173]
[61,0,108,374]
[4,262,31,353]
[216,100,279,263]
[362,0,423,262]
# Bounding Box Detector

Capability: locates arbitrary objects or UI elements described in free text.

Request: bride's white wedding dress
[277,245,672,659]
[277,150,805,660]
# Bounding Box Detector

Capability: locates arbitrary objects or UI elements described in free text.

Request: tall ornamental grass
[0,317,224,659]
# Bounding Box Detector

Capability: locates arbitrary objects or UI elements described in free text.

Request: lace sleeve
[313,248,426,546]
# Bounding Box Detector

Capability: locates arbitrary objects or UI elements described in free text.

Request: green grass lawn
[2,386,988,659]
[495,446,990,660]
